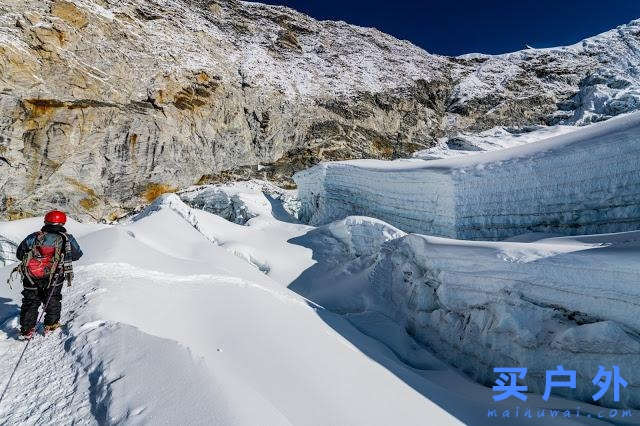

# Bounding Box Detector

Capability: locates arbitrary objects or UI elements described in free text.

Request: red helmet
[44,210,67,225]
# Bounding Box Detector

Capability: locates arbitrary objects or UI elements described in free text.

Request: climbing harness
[0,233,71,408]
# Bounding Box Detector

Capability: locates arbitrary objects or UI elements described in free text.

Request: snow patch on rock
[413,124,578,160]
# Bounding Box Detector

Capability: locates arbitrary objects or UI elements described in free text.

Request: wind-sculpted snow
[369,231,640,408]
[0,210,468,425]
[179,180,300,225]
[296,111,640,240]
[323,216,406,257]
[2,188,640,422]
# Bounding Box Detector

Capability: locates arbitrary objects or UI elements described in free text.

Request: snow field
[0,200,466,425]
[1,184,639,423]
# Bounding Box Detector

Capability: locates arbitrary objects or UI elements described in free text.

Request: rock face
[1,0,640,220]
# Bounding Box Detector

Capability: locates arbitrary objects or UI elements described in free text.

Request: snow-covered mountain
[1,0,640,220]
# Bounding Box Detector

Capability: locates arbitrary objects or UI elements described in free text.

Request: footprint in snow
[79,320,107,331]
[130,406,146,416]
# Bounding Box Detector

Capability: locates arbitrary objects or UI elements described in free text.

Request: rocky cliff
[1,0,639,220]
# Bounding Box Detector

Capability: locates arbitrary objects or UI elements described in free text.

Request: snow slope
[0,207,463,425]
[2,189,636,424]
[295,111,640,240]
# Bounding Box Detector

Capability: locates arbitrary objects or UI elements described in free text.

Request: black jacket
[16,224,83,262]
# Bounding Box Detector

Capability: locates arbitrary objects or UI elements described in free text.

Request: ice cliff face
[295,111,640,240]
[1,0,640,220]
[293,109,640,408]
[369,231,640,408]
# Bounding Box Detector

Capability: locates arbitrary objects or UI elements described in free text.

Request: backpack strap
[35,231,64,287]
[20,232,43,287]
[48,233,63,283]
[60,232,74,286]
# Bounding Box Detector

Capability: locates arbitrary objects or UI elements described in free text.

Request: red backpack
[22,232,65,284]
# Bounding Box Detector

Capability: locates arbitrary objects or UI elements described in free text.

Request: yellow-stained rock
[51,0,89,29]
[143,183,176,203]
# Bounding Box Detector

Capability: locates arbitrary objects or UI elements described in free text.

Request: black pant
[20,280,63,333]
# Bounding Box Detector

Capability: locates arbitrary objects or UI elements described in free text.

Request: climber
[14,210,83,339]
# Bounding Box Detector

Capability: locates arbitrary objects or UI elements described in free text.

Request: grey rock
[1,0,639,220]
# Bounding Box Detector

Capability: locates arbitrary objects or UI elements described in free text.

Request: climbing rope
[0,281,58,407]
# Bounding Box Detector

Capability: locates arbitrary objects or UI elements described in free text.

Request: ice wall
[369,231,640,408]
[296,161,457,236]
[295,112,640,240]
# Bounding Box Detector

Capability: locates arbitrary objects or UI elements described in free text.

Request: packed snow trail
[0,285,60,410]
[0,273,94,425]
[0,264,270,425]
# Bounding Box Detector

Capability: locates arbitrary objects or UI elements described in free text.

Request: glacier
[295,111,640,240]
[2,182,640,421]
[368,230,640,408]
[3,112,640,422]
[290,109,640,410]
